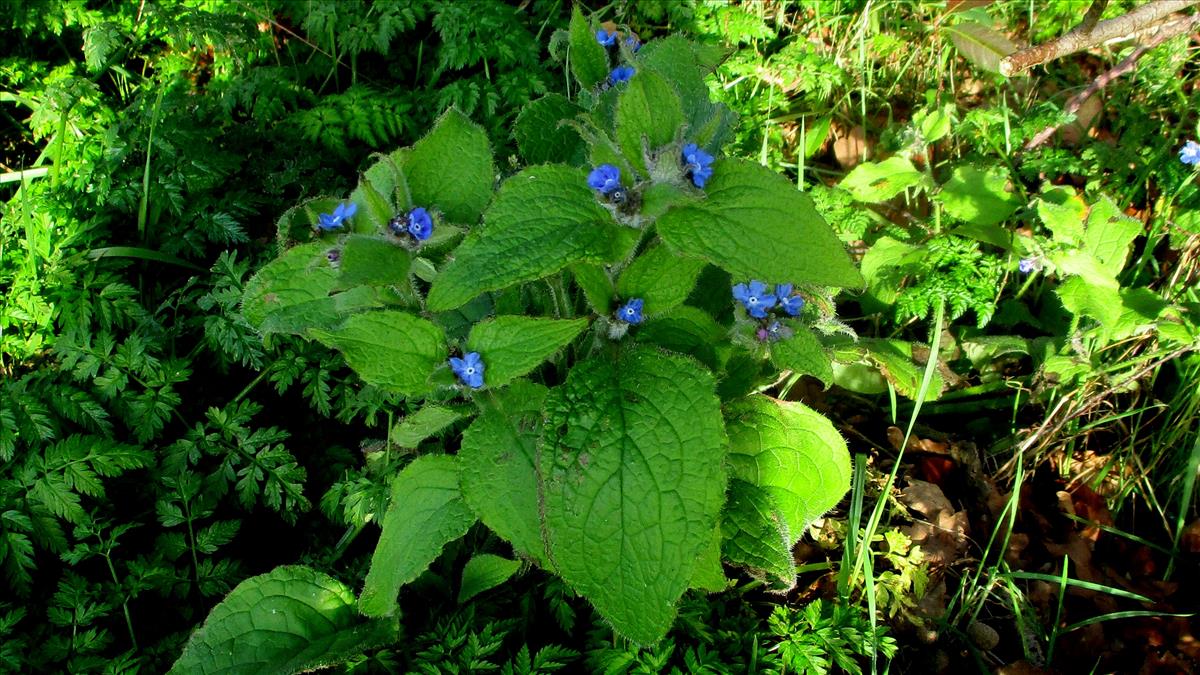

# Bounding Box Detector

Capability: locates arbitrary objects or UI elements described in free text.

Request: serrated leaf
[458,554,522,604]
[1083,196,1141,278]
[514,95,587,165]
[337,236,411,288]
[770,329,834,386]
[427,165,625,311]
[168,565,396,675]
[360,455,475,617]
[658,159,861,288]
[541,348,727,644]
[242,243,383,335]
[309,311,447,396]
[569,6,609,89]
[945,20,1017,75]
[616,69,683,174]
[391,405,463,448]
[401,108,493,225]
[721,479,796,586]
[458,382,548,564]
[840,156,931,203]
[724,396,851,540]
[466,316,588,388]
[935,166,1021,226]
[616,244,707,314]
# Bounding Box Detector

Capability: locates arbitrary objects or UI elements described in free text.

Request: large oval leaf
[541,347,727,644]
[309,311,447,396]
[169,565,395,675]
[400,108,494,225]
[465,316,589,388]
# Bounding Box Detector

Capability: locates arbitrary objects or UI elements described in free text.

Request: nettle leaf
[615,69,683,174]
[541,348,727,644]
[724,396,851,542]
[466,316,589,388]
[427,165,626,311]
[658,159,862,288]
[242,243,382,336]
[568,6,609,90]
[770,329,834,387]
[169,565,395,675]
[336,235,411,288]
[515,94,587,165]
[458,381,548,564]
[391,405,464,448]
[458,554,522,604]
[944,20,1017,75]
[360,455,475,618]
[617,244,707,315]
[309,311,447,396]
[935,166,1021,226]
[840,156,931,203]
[722,479,796,586]
[400,108,493,225]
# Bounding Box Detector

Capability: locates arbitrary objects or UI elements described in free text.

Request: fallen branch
[999,0,1199,77]
[1023,12,1200,152]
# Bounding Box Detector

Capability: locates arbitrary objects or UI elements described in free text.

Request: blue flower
[732,280,777,319]
[775,284,805,316]
[682,143,715,188]
[450,352,485,389]
[1018,258,1037,274]
[596,28,616,47]
[408,207,433,241]
[1181,140,1200,166]
[609,65,635,85]
[624,34,641,52]
[587,164,622,195]
[617,298,644,324]
[317,201,357,230]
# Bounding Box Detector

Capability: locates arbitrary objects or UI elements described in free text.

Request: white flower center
[465,367,475,375]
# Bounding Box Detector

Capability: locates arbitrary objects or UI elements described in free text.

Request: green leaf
[458,554,522,604]
[634,305,728,371]
[859,339,944,400]
[1083,196,1141,278]
[349,179,395,235]
[242,243,382,336]
[391,405,464,448]
[935,166,1020,226]
[466,317,589,388]
[571,263,615,314]
[1036,185,1088,245]
[427,165,624,311]
[770,329,834,386]
[337,236,411,288]
[616,69,683,174]
[514,95,586,165]
[616,244,707,314]
[401,108,493,225]
[1056,276,1122,326]
[360,455,475,617]
[541,348,727,644]
[840,156,931,203]
[363,153,411,213]
[724,396,851,540]
[944,20,1017,75]
[658,159,862,288]
[169,565,395,675]
[458,381,548,564]
[309,311,447,396]
[568,6,609,89]
[690,527,727,592]
[721,479,796,586]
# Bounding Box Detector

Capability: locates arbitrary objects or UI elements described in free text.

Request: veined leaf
[466,316,589,388]
[169,565,396,675]
[514,94,587,165]
[391,405,464,448]
[400,108,493,225]
[568,6,609,90]
[359,455,475,617]
[616,244,707,315]
[722,479,796,586]
[840,156,930,203]
[770,328,834,387]
[541,348,727,644]
[309,311,447,396]
[944,20,1017,75]
[615,69,683,174]
[241,243,382,336]
[458,554,522,604]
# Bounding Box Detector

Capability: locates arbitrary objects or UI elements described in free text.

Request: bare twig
[1023,12,1200,152]
[1000,0,1199,76]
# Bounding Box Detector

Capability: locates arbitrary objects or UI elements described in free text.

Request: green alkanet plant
[171,9,863,671]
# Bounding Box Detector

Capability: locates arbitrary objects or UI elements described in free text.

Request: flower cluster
[317,202,357,230]
[682,143,714,188]
[596,27,640,52]
[1181,140,1200,166]
[587,164,621,195]
[450,352,484,389]
[732,280,805,319]
[389,206,434,242]
[616,298,644,324]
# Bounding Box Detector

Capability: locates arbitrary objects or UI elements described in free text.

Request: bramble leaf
[359,455,475,617]
[169,565,395,675]
[541,348,726,644]
[657,159,862,288]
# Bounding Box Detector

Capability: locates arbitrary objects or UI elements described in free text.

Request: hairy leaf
[722,479,796,586]
[770,329,834,387]
[616,69,683,174]
[242,243,382,335]
[466,316,588,388]
[458,554,522,604]
[568,6,609,90]
[514,94,587,165]
[309,311,447,396]
[616,244,707,315]
[391,405,464,448]
[401,108,493,225]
